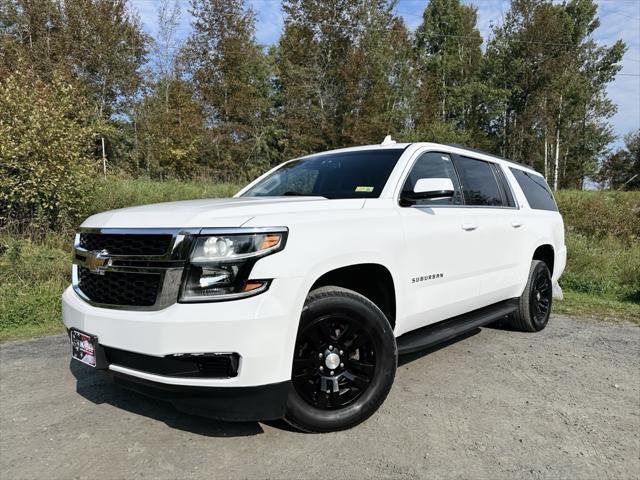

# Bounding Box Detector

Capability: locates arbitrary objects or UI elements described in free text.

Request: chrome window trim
[408,204,520,210]
[395,148,520,210]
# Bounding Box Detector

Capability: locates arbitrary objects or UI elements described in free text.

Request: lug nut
[330,370,334,376]
[318,353,323,358]
[319,366,324,372]
[329,345,333,351]
[340,363,344,368]
[339,350,344,355]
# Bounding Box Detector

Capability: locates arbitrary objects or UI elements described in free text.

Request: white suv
[63,140,566,432]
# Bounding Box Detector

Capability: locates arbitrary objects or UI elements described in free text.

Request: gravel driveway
[1,314,638,480]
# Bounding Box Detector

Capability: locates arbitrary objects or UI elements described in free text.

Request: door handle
[511,221,523,228]
[461,223,478,231]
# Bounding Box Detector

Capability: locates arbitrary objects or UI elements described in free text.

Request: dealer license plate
[70,330,97,367]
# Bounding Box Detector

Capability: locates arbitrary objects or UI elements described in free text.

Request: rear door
[452,155,524,304]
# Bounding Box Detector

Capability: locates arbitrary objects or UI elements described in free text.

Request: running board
[396,298,519,355]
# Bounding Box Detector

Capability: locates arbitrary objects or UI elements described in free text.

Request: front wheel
[507,260,553,332]
[285,286,397,432]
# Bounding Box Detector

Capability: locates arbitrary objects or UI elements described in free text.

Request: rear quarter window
[509,168,558,211]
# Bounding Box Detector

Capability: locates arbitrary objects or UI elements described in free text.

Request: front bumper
[62,276,304,391]
[113,372,290,421]
[99,352,290,421]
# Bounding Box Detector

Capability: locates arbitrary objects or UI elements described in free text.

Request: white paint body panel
[62,142,566,387]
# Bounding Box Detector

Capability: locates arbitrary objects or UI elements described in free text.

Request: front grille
[103,346,240,378]
[79,233,172,256]
[78,267,161,306]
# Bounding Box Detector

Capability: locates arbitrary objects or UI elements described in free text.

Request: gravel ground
[1,314,638,480]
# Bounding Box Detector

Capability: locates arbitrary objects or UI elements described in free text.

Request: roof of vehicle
[311,139,541,176]
[445,143,535,171]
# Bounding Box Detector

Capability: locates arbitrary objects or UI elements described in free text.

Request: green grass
[1,180,638,341]
[0,234,71,341]
[554,290,640,324]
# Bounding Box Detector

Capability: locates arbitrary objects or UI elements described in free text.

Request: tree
[413,0,484,141]
[63,0,148,120]
[128,0,206,179]
[0,0,66,80]
[276,0,413,158]
[598,131,640,190]
[342,9,414,146]
[136,78,205,179]
[0,70,105,230]
[484,0,624,189]
[182,0,274,179]
[1,0,149,175]
[1,0,148,119]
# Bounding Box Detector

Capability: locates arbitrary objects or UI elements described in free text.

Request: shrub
[85,178,241,214]
[0,234,71,339]
[0,70,105,233]
[555,190,640,243]
[562,233,640,301]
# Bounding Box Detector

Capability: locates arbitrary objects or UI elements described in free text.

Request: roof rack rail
[446,143,532,170]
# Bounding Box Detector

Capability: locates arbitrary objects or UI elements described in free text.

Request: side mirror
[401,178,455,205]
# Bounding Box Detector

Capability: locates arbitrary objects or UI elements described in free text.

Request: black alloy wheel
[285,286,397,432]
[508,260,553,332]
[531,268,552,323]
[292,314,377,410]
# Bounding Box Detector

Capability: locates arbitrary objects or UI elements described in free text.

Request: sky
[130,0,640,150]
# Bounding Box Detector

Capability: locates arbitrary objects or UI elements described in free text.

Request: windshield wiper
[282,191,327,198]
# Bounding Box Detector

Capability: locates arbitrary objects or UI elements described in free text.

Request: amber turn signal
[242,281,266,292]
[259,234,281,251]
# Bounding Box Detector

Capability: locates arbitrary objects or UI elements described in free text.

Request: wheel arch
[309,263,397,330]
[532,243,555,276]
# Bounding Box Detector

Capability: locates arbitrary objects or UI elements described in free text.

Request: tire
[285,286,397,433]
[507,260,553,332]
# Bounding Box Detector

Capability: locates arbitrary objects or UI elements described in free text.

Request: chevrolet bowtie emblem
[85,249,112,275]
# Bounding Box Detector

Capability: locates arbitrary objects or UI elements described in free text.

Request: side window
[401,152,462,206]
[509,168,558,211]
[491,163,516,207]
[454,156,505,206]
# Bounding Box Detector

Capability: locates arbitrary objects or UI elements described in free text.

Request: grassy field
[1,180,638,341]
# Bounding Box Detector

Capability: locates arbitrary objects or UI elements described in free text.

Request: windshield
[241,149,404,199]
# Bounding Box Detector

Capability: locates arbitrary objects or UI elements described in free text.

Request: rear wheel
[285,286,397,432]
[507,260,552,332]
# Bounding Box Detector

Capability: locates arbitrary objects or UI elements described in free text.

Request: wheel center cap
[325,352,340,370]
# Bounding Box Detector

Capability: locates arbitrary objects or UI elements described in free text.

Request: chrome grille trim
[71,226,289,311]
[72,228,200,311]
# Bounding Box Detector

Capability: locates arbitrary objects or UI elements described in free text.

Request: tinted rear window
[454,156,505,206]
[509,168,558,211]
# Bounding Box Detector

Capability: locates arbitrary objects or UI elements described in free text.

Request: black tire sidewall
[529,261,552,331]
[286,287,397,432]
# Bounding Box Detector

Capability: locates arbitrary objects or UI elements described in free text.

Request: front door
[397,151,483,333]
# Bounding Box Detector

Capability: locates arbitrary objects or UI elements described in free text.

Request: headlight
[179,229,287,302]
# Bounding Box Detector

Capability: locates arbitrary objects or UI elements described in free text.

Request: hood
[81,196,365,229]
